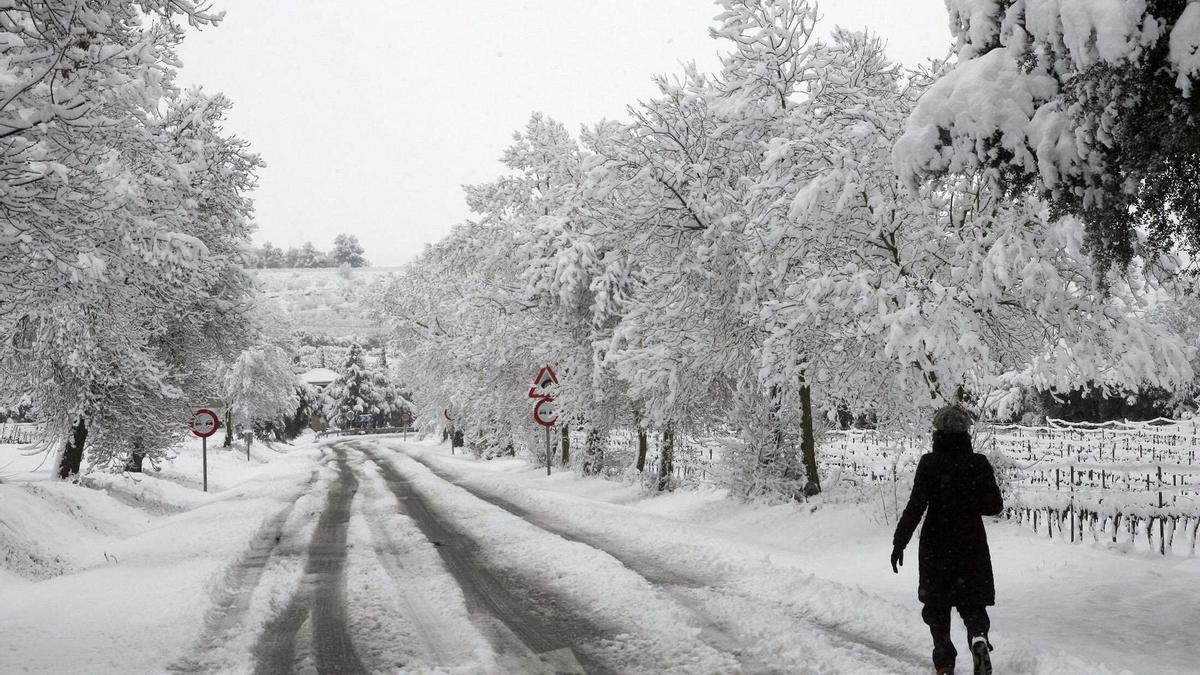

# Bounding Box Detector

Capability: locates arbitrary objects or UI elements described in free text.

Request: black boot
[970,636,992,675]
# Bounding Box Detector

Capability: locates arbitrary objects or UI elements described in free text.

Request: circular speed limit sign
[188,408,220,438]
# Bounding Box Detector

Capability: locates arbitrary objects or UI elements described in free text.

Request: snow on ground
[3,430,1194,673]
[392,437,1199,675]
[371,447,747,674]
[0,433,328,674]
[345,451,503,673]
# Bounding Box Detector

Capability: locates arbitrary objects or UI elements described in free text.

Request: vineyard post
[1069,465,1075,543]
[1158,468,1165,555]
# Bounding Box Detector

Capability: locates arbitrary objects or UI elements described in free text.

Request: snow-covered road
[172,438,944,673]
[5,434,1194,673]
[218,439,932,673]
[397,446,928,674]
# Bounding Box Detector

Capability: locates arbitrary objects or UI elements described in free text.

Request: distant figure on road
[891,405,1004,675]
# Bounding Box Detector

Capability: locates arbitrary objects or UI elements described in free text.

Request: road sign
[188,408,220,494]
[533,364,559,389]
[528,365,559,475]
[533,399,557,427]
[528,364,559,428]
[188,409,220,438]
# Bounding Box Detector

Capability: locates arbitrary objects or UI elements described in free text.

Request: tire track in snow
[402,448,929,674]
[357,443,607,675]
[254,446,366,675]
[167,466,320,674]
[351,452,477,668]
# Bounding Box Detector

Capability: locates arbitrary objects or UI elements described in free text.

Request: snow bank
[0,436,328,674]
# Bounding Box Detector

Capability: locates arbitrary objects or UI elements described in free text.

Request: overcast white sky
[177,1,950,267]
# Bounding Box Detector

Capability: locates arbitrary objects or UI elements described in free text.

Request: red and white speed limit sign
[188,408,220,438]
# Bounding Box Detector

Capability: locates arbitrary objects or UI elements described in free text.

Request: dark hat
[932,405,972,433]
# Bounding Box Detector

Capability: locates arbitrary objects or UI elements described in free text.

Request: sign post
[400,409,413,442]
[443,408,455,454]
[188,408,220,492]
[528,365,559,476]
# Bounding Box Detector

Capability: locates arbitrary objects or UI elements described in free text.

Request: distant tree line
[253,234,368,268]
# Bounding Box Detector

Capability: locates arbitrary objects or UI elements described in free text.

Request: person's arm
[893,455,929,551]
[975,455,1004,516]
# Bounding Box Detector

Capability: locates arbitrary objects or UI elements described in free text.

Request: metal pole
[546,426,552,476]
[202,435,208,493]
[246,434,250,462]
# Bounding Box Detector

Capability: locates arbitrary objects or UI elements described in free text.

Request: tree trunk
[586,427,603,475]
[636,427,648,472]
[657,423,674,492]
[769,385,784,466]
[124,437,145,473]
[799,383,820,497]
[223,409,234,447]
[561,423,570,466]
[58,417,88,480]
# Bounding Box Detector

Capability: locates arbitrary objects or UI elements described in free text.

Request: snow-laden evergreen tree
[325,342,386,428]
[369,349,414,427]
[895,0,1200,272]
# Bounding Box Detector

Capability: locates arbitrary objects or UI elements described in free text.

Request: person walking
[891,405,1004,675]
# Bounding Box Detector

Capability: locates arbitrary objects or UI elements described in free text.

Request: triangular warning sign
[533,364,559,388]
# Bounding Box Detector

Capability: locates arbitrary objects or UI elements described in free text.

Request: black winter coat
[893,432,1004,607]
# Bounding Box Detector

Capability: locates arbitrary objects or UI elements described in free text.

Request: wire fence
[0,422,34,445]
[827,418,1200,555]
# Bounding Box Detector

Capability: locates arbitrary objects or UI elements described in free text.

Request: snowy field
[2,432,1196,673]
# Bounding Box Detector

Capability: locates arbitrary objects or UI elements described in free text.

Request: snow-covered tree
[222,345,300,437]
[373,0,1196,504]
[0,3,261,477]
[753,26,1194,429]
[332,234,368,267]
[895,0,1200,272]
[257,242,286,268]
[325,342,386,428]
[285,241,328,268]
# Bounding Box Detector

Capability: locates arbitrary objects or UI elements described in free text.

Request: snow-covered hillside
[251,267,400,337]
